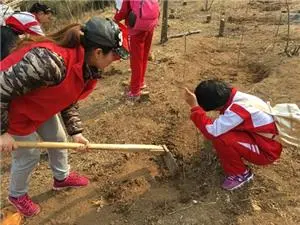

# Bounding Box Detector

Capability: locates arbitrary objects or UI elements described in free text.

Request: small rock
[225,194,230,203]
[123,153,130,160]
[92,197,105,211]
[169,14,175,19]
[251,200,262,211]
[192,200,198,204]
[96,206,102,213]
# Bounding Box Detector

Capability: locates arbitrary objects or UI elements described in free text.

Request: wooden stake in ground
[218,18,225,37]
[237,1,250,65]
[183,34,187,81]
[160,0,169,44]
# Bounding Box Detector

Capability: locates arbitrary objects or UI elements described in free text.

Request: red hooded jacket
[0,42,97,135]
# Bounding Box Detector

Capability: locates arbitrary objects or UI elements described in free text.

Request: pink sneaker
[53,172,89,190]
[126,91,141,101]
[222,170,253,191]
[8,194,40,217]
[126,91,150,101]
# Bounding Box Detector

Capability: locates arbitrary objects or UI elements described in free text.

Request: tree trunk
[160,0,169,44]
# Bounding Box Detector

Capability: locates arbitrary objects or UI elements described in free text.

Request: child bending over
[184,80,282,190]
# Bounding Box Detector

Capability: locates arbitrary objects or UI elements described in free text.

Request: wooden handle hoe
[16,141,179,176]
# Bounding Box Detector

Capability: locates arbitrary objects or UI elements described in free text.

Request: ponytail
[49,23,82,48]
[15,22,113,55]
[15,23,83,50]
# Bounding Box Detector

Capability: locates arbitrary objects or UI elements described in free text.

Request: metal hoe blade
[162,145,179,176]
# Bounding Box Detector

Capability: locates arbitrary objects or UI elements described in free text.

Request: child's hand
[184,87,198,108]
[72,133,90,152]
[0,133,17,152]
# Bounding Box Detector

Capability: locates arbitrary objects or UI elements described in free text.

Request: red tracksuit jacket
[190,88,282,161]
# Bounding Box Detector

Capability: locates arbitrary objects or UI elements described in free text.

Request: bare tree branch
[237,1,251,65]
[203,0,215,11]
[284,0,291,56]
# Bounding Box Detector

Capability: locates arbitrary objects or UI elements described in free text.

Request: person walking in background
[184,79,282,191]
[0,17,128,217]
[0,2,53,60]
[114,0,160,100]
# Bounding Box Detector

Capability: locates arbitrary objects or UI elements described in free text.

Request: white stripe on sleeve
[205,109,243,137]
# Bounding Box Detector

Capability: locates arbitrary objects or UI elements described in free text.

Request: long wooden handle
[16,141,165,153]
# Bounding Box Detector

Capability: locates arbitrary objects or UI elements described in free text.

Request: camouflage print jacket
[0,47,100,136]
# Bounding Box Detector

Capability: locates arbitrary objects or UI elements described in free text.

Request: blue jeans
[10,115,70,197]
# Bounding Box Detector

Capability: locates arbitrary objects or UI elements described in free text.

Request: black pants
[0,26,19,60]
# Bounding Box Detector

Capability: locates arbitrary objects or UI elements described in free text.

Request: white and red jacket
[5,12,44,36]
[190,88,282,154]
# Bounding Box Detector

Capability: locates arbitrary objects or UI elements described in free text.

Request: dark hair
[194,79,232,111]
[1,26,19,60]
[80,35,112,55]
[15,23,112,55]
[29,3,53,14]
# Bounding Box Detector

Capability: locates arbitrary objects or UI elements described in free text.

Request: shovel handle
[15,141,165,153]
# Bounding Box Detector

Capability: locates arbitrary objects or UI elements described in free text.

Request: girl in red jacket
[114,0,159,100]
[184,80,282,190]
[0,17,128,217]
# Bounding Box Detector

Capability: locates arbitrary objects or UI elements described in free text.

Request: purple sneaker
[222,170,253,191]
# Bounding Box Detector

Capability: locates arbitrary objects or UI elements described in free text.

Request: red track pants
[129,29,154,95]
[212,131,282,176]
